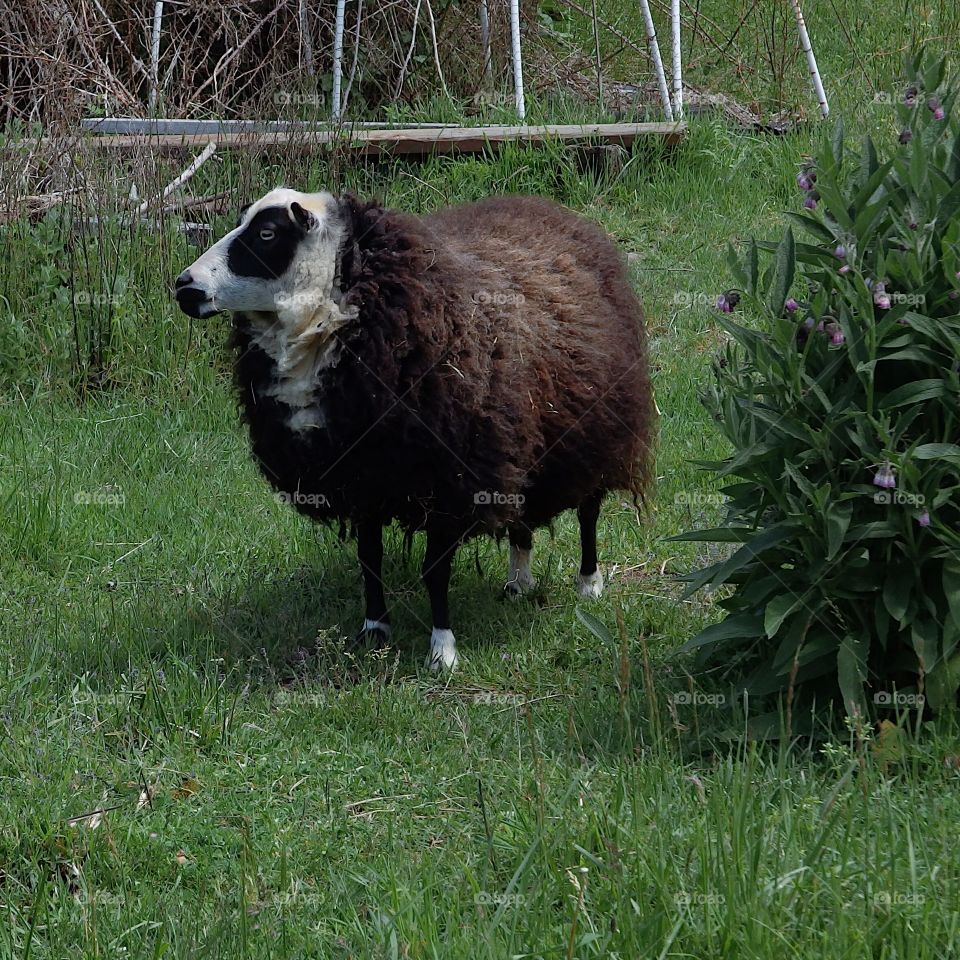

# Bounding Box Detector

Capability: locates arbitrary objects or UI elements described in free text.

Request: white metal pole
[148,1,163,112]
[331,0,346,119]
[509,0,525,120]
[670,0,682,117]
[789,0,829,118]
[638,0,673,121]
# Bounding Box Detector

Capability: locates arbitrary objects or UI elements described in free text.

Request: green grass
[4,7,960,957]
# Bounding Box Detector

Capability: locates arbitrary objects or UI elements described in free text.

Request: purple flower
[928,96,942,113]
[715,290,740,313]
[785,298,799,312]
[899,129,913,144]
[797,166,816,191]
[935,107,946,120]
[875,293,892,310]
[839,264,852,275]
[830,327,845,346]
[873,463,896,489]
[834,245,847,259]
[804,195,818,210]
[904,86,918,106]
[918,511,931,528]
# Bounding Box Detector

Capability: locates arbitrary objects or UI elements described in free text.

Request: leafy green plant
[678,52,960,719]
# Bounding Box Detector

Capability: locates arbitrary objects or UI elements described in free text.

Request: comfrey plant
[679,53,960,719]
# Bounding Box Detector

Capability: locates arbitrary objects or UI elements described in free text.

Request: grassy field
[3,4,960,958]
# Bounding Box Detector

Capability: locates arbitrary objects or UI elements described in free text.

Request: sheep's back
[418,196,654,521]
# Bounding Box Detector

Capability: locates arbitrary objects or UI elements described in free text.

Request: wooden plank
[7,122,687,156]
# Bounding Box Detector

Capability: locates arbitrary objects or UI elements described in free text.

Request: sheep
[174,188,655,670]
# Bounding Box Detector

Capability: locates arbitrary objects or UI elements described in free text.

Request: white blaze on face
[181,187,359,430]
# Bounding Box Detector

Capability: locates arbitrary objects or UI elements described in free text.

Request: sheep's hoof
[354,619,392,648]
[503,574,538,598]
[576,570,604,599]
[425,628,458,672]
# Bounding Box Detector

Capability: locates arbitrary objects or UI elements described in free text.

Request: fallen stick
[134,141,217,216]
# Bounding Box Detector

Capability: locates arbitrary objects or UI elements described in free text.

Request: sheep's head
[174,188,346,328]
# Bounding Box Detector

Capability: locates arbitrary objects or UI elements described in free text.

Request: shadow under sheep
[180,528,544,684]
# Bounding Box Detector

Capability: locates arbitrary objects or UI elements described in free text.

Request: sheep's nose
[175,270,194,290]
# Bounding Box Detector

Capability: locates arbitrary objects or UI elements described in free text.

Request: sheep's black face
[174,188,344,320]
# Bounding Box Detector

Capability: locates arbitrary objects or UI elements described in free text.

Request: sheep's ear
[290,201,318,232]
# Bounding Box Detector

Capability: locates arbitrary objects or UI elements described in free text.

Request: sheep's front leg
[422,525,460,671]
[356,520,391,644]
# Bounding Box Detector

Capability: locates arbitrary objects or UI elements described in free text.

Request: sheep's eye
[259,228,275,241]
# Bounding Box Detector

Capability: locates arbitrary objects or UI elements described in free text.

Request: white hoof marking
[425,627,458,672]
[362,618,392,640]
[577,570,603,599]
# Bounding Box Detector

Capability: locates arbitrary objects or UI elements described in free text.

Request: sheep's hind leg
[576,493,604,598]
[422,525,460,672]
[504,524,537,597]
[355,520,391,645]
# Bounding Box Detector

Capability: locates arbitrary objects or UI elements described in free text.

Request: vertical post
[591,0,603,108]
[670,0,682,117]
[789,0,829,118]
[509,0,525,120]
[331,0,347,119]
[299,0,315,77]
[638,0,673,121]
[478,0,493,89]
[148,1,164,113]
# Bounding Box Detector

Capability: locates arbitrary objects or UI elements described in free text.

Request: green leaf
[883,567,912,622]
[675,613,763,654]
[575,608,613,644]
[830,116,845,170]
[767,226,796,316]
[825,501,852,561]
[681,523,796,599]
[913,443,960,465]
[837,634,867,717]
[764,591,806,638]
[783,211,835,243]
[669,528,753,544]
[879,379,946,409]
